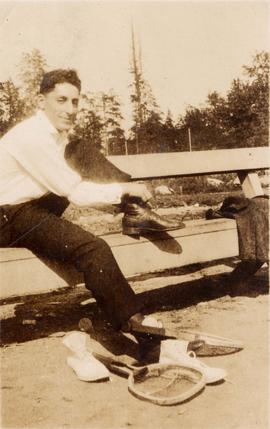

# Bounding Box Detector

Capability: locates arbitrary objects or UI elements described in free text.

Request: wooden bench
[0,147,268,299]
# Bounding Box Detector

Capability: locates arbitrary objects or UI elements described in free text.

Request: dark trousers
[0,193,140,329]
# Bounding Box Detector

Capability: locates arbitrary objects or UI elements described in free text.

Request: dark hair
[40,69,81,94]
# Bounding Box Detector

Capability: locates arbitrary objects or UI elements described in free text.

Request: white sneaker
[63,332,110,382]
[159,339,227,384]
[63,331,89,356]
[66,351,110,382]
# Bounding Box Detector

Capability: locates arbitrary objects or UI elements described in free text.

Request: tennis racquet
[93,352,206,406]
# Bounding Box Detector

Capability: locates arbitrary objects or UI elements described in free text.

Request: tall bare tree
[129,26,161,153]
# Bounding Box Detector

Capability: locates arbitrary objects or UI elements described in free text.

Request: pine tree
[73,92,103,151]
[98,91,126,155]
[162,110,179,152]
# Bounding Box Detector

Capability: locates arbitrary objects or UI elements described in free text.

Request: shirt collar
[35,110,69,144]
[35,110,57,135]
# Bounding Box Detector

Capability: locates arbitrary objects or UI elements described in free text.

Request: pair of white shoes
[63,321,227,384]
[63,332,110,382]
[159,339,227,384]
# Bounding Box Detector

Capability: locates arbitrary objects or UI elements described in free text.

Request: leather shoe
[121,313,174,340]
[122,203,185,236]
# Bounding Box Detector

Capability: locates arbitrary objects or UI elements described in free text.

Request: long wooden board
[0,218,238,299]
[107,147,268,180]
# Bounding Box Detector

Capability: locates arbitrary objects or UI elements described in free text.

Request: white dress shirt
[0,110,123,206]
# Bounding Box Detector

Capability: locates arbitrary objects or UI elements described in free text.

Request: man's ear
[37,94,45,110]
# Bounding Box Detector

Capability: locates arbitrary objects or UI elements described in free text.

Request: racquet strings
[132,366,202,399]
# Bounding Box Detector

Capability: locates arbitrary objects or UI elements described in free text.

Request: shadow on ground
[1,265,268,355]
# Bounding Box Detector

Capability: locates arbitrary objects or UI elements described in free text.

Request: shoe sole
[71,372,110,382]
[122,225,184,236]
[125,324,176,340]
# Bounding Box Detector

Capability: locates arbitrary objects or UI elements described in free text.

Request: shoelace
[64,340,89,358]
[187,351,209,369]
[73,348,93,359]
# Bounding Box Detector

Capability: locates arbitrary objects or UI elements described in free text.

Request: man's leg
[3,200,140,329]
[34,193,70,216]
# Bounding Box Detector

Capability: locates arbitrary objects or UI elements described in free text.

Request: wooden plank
[108,222,238,277]
[0,219,236,262]
[107,147,269,179]
[0,247,38,262]
[0,257,73,298]
[0,218,238,299]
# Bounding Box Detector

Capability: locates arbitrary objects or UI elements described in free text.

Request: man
[1,70,229,384]
[0,69,176,336]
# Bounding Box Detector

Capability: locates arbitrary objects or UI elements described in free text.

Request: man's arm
[70,181,152,207]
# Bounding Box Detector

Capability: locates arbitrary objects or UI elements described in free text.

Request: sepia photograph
[0,1,269,428]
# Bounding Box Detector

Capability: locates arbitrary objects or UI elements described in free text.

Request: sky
[0,1,269,129]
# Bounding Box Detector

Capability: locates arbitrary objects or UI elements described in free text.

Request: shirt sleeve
[69,181,123,206]
[6,128,124,206]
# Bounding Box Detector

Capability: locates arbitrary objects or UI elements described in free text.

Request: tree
[18,48,47,117]
[129,27,162,153]
[176,106,207,151]
[73,92,103,152]
[77,90,126,155]
[0,80,24,136]
[132,111,164,153]
[222,51,268,148]
[241,51,269,146]
[98,91,126,155]
[206,52,269,148]
[202,91,230,149]
[176,51,269,150]
[0,50,47,137]
[161,111,180,152]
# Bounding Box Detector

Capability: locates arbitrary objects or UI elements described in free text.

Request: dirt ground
[1,263,269,429]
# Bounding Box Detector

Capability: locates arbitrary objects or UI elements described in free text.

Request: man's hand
[121,183,153,204]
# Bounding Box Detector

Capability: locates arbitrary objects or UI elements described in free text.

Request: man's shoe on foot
[122,313,165,336]
[159,339,227,384]
[122,203,185,236]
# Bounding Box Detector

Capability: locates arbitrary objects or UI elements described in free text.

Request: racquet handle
[93,352,131,378]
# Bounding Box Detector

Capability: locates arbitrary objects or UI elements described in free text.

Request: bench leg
[237,171,264,198]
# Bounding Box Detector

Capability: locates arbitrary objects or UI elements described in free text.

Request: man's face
[39,83,80,132]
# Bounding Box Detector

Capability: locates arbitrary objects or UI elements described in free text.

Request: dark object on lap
[65,138,131,183]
